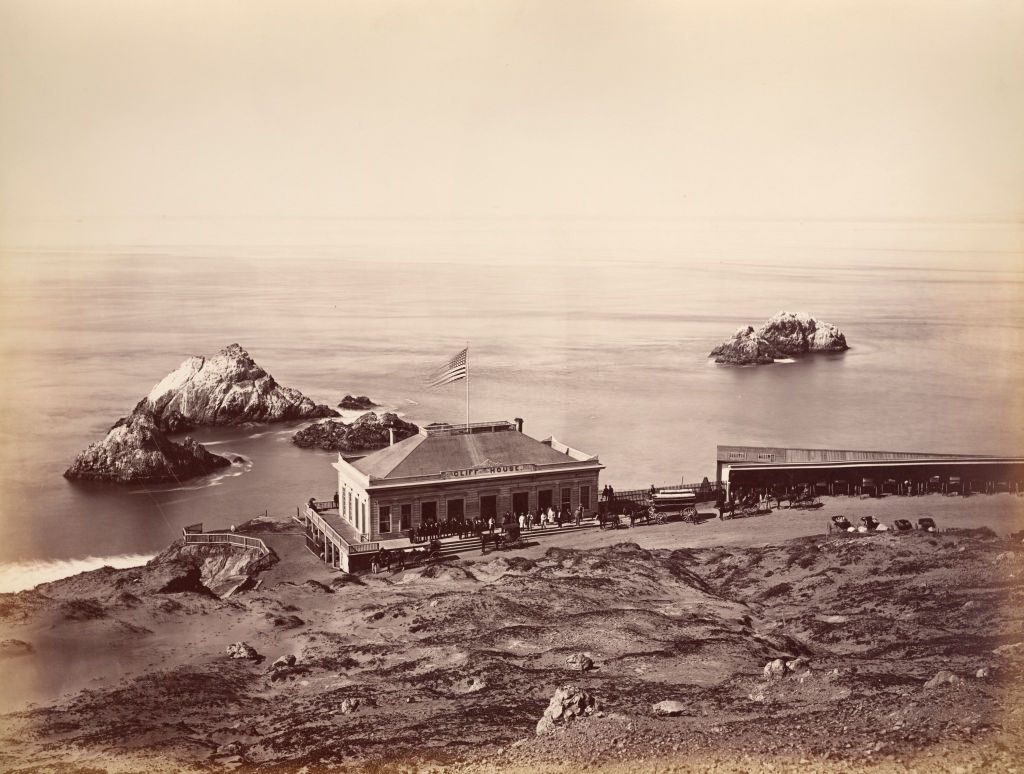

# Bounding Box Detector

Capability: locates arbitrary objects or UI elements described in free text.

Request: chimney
[389,428,395,446]
[514,417,524,433]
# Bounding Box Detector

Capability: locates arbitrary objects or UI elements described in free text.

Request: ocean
[0,247,1021,591]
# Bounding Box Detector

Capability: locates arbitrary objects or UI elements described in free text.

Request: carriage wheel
[682,505,698,521]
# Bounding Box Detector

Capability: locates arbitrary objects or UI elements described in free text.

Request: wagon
[651,490,700,522]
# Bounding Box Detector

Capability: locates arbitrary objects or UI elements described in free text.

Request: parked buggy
[829,515,855,533]
[859,515,886,532]
[892,519,914,533]
[917,517,938,532]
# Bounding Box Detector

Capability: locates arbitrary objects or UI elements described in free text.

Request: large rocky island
[136,343,338,429]
[64,412,231,484]
[66,344,337,484]
[710,311,849,365]
[292,411,419,452]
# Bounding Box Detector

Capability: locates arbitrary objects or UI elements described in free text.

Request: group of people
[509,505,586,531]
[408,505,587,544]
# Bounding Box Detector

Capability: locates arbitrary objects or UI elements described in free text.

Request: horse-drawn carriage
[377,539,444,572]
[650,489,700,523]
[480,523,527,552]
[720,491,772,520]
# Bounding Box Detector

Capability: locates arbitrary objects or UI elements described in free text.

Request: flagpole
[465,343,470,428]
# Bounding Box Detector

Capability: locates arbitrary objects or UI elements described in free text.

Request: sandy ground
[0,493,1021,773]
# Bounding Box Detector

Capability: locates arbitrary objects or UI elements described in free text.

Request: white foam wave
[774,358,797,364]
[129,454,252,494]
[0,553,156,594]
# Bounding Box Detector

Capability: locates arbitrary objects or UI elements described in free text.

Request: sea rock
[923,670,963,690]
[652,700,687,717]
[710,311,848,365]
[339,698,361,714]
[763,658,789,680]
[976,666,991,679]
[566,652,595,672]
[535,685,599,735]
[226,642,260,660]
[339,394,378,410]
[135,343,338,426]
[292,412,419,452]
[710,326,778,365]
[271,654,297,670]
[156,410,193,433]
[64,412,231,484]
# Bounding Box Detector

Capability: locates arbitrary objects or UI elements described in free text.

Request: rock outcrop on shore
[136,343,338,427]
[63,412,231,484]
[710,311,848,365]
[338,395,378,410]
[292,412,419,452]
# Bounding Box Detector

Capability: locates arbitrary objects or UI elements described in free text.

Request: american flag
[426,347,468,388]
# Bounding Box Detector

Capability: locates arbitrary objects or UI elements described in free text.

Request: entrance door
[447,498,465,522]
[538,489,553,512]
[421,501,437,525]
[512,492,529,515]
[480,495,498,521]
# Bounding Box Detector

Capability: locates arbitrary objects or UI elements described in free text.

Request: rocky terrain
[338,395,378,411]
[293,411,420,452]
[710,312,849,365]
[0,522,1021,772]
[136,343,338,427]
[63,411,232,483]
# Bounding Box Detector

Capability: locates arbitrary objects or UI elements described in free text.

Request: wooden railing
[305,506,380,554]
[309,500,336,512]
[181,528,269,555]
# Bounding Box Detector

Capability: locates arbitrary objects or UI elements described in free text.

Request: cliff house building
[306,419,602,570]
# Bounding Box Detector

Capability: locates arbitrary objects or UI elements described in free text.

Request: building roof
[351,426,598,481]
[717,444,998,466]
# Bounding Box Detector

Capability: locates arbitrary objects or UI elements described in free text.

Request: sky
[0,0,1022,253]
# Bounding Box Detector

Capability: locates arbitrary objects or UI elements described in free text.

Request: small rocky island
[64,412,231,484]
[710,311,849,365]
[66,344,337,484]
[338,394,378,411]
[293,412,419,452]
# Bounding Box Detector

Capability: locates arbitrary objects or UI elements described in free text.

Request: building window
[561,487,572,507]
[580,485,590,510]
[757,453,775,462]
[728,451,746,460]
[400,504,412,531]
[379,505,391,535]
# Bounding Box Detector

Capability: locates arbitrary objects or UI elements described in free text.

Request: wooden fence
[181,525,270,555]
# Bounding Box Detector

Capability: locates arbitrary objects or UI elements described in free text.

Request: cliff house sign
[441,461,536,479]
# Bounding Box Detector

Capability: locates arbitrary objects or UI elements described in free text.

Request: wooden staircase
[418,519,602,559]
